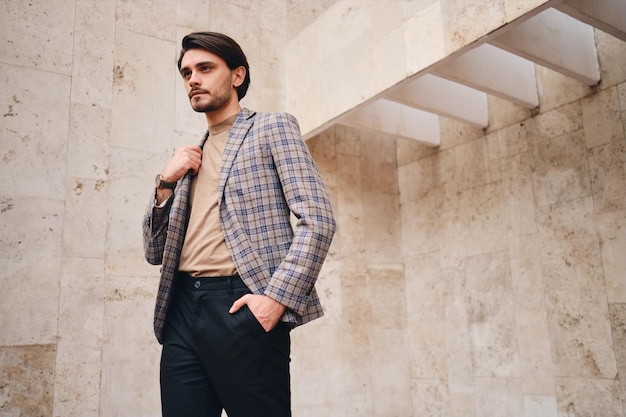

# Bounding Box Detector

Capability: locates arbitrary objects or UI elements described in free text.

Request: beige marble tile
[115,0,177,41]
[523,394,558,417]
[589,140,626,214]
[367,266,406,328]
[67,103,111,180]
[582,86,624,148]
[436,195,466,269]
[509,233,544,311]
[0,197,62,346]
[71,1,115,107]
[335,124,361,156]
[448,392,478,417]
[341,278,373,326]
[398,156,435,205]
[510,235,553,393]
[597,210,626,303]
[321,34,377,129]
[312,259,342,325]
[445,270,474,394]
[0,1,74,74]
[515,310,555,395]
[504,152,537,236]
[535,66,592,113]
[555,377,624,417]
[474,377,524,417]
[336,151,366,271]
[405,2,447,74]
[292,324,373,417]
[52,361,100,417]
[396,135,439,167]
[176,0,211,28]
[466,251,520,378]
[411,378,450,417]
[371,0,404,40]
[525,100,583,140]
[446,182,508,262]
[405,253,446,321]
[110,29,175,153]
[369,328,411,416]
[486,130,503,184]
[56,257,104,364]
[400,189,443,256]
[0,345,56,417]
[360,133,399,193]
[1,63,71,199]
[314,0,372,59]
[454,137,490,190]
[609,304,626,405]
[496,121,528,158]
[363,192,402,266]
[433,148,457,190]
[440,0,506,52]
[107,146,161,277]
[596,29,626,89]
[487,96,531,132]
[439,117,485,150]
[537,197,603,291]
[53,258,103,417]
[285,22,321,134]
[372,25,408,96]
[504,0,551,21]
[408,321,448,380]
[62,178,108,258]
[100,276,161,417]
[530,129,591,208]
[259,29,287,92]
[546,286,617,379]
[258,2,288,38]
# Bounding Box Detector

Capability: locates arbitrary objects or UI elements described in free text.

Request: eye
[200,65,211,72]
[181,70,191,79]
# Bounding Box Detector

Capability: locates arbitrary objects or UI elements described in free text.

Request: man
[142,31,336,417]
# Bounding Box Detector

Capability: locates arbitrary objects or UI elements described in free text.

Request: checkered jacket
[143,109,336,343]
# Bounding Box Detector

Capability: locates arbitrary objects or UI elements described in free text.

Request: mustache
[189,88,209,98]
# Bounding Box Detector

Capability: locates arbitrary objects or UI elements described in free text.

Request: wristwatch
[155,174,176,189]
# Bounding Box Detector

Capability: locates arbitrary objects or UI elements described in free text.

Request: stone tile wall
[300,40,626,414]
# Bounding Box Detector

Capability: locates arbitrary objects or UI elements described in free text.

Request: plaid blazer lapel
[218,108,255,203]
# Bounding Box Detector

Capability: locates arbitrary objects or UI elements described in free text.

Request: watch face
[155,174,175,189]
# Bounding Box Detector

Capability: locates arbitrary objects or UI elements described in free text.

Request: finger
[229,294,248,314]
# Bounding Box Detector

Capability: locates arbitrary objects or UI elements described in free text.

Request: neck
[205,101,242,128]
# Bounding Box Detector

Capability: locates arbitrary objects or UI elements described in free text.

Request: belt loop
[228,276,233,295]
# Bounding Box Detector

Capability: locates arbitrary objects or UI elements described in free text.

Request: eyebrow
[180,60,217,74]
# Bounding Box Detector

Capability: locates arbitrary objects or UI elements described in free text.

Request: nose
[188,70,200,86]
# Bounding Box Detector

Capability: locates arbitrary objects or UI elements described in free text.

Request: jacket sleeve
[262,113,336,314]
[142,192,172,265]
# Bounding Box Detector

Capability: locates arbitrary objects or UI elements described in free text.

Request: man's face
[179,48,238,113]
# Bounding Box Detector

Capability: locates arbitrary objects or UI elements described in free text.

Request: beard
[189,77,233,113]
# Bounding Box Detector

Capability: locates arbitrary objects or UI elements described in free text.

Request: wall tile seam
[0,61,74,80]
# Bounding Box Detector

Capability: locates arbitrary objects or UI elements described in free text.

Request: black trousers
[160,272,292,417]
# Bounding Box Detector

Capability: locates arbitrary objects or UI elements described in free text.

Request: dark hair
[178,32,250,100]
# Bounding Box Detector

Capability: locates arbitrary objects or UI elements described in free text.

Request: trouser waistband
[176,271,245,292]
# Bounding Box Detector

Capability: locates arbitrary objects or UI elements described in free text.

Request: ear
[232,66,246,88]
